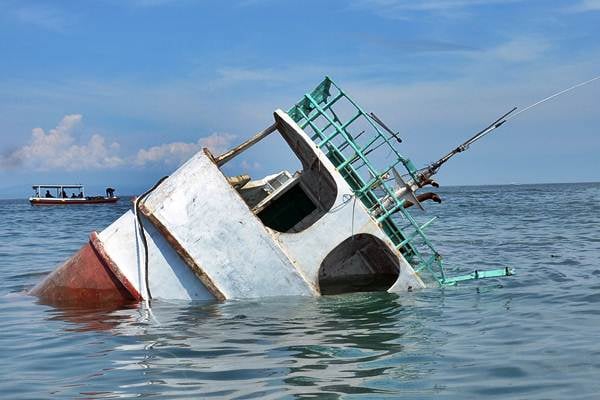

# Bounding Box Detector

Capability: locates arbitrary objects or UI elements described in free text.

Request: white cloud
[351,0,526,17]
[0,114,235,171]
[485,38,551,62]
[570,0,600,12]
[127,0,182,6]
[13,4,70,31]
[200,132,237,154]
[216,67,281,84]
[134,132,236,166]
[240,159,262,171]
[1,115,123,171]
[1,115,236,171]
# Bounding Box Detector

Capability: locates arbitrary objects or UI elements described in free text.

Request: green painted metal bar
[414,253,436,273]
[303,94,347,141]
[335,154,360,171]
[396,207,438,249]
[296,92,343,130]
[287,76,514,289]
[376,198,407,223]
[303,118,346,164]
[436,257,446,282]
[414,253,445,285]
[356,164,397,195]
[443,267,515,285]
[306,93,351,149]
[320,91,345,112]
[395,217,438,248]
[341,111,362,132]
[305,92,378,165]
[296,107,351,174]
[304,93,389,198]
[298,107,325,139]
[327,78,418,177]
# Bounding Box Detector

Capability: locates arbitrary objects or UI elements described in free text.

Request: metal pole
[215,123,277,166]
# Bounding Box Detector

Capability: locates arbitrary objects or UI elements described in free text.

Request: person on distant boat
[106,187,115,198]
[61,189,68,198]
[45,190,53,198]
[71,193,77,198]
[78,192,83,198]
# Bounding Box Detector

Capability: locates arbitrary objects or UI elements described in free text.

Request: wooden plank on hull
[89,231,143,301]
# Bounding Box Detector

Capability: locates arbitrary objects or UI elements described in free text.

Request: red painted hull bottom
[30,241,135,306]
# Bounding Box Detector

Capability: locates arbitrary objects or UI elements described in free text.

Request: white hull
[90,110,424,301]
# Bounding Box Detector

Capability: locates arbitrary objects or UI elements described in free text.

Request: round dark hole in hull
[318,234,400,295]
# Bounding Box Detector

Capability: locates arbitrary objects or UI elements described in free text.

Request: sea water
[0,183,599,399]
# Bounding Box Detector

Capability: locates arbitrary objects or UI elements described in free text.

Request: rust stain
[29,242,135,306]
[89,231,143,301]
[203,147,216,162]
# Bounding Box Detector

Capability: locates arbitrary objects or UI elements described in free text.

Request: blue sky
[0,0,599,197]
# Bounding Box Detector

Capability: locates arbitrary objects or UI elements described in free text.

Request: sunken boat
[30,77,512,305]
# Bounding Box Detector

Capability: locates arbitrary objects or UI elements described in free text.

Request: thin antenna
[419,74,600,182]
[507,75,600,121]
[464,74,600,147]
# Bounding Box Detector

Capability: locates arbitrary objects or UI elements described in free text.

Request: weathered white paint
[141,151,317,299]
[98,210,214,301]
[271,110,426,292]
[89,108,426,301]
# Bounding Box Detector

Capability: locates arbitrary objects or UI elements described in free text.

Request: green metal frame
[288,77,512,286]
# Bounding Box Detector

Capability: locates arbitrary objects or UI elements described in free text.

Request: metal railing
[288,77,449,285]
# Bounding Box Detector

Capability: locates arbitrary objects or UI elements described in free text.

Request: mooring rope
[134,175,169,301]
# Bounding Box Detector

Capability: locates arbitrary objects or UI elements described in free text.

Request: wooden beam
[215,123,277,166]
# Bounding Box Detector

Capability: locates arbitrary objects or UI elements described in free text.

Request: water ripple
[0,185,600,398]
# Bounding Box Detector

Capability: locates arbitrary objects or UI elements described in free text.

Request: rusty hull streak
[203,147,216,162]
[138,203,226,301]
[89,231,143,301]
[29,242,135,305]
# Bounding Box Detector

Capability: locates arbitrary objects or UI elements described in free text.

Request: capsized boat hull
[30,110,425,306]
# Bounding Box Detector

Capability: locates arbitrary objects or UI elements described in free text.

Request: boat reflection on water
[34,291,447,398]
[38,299,140,333]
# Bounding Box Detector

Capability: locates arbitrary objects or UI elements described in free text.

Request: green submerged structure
[289,77,513,286]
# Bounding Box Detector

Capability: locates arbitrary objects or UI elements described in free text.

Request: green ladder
[288,77,513,286]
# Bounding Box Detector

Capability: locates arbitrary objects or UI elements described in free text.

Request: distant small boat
[29,184,119,205]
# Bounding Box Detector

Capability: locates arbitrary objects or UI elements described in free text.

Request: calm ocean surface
[1,183,599,399]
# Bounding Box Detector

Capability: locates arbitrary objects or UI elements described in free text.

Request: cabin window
[256,182,317,232]
[318,234,400,295]
[216,112,338,233]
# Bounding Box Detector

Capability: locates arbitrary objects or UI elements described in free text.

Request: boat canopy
[32,184,84,189]
[31,184,86,199]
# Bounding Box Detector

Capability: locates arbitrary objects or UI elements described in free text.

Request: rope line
[134,175,169,301]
